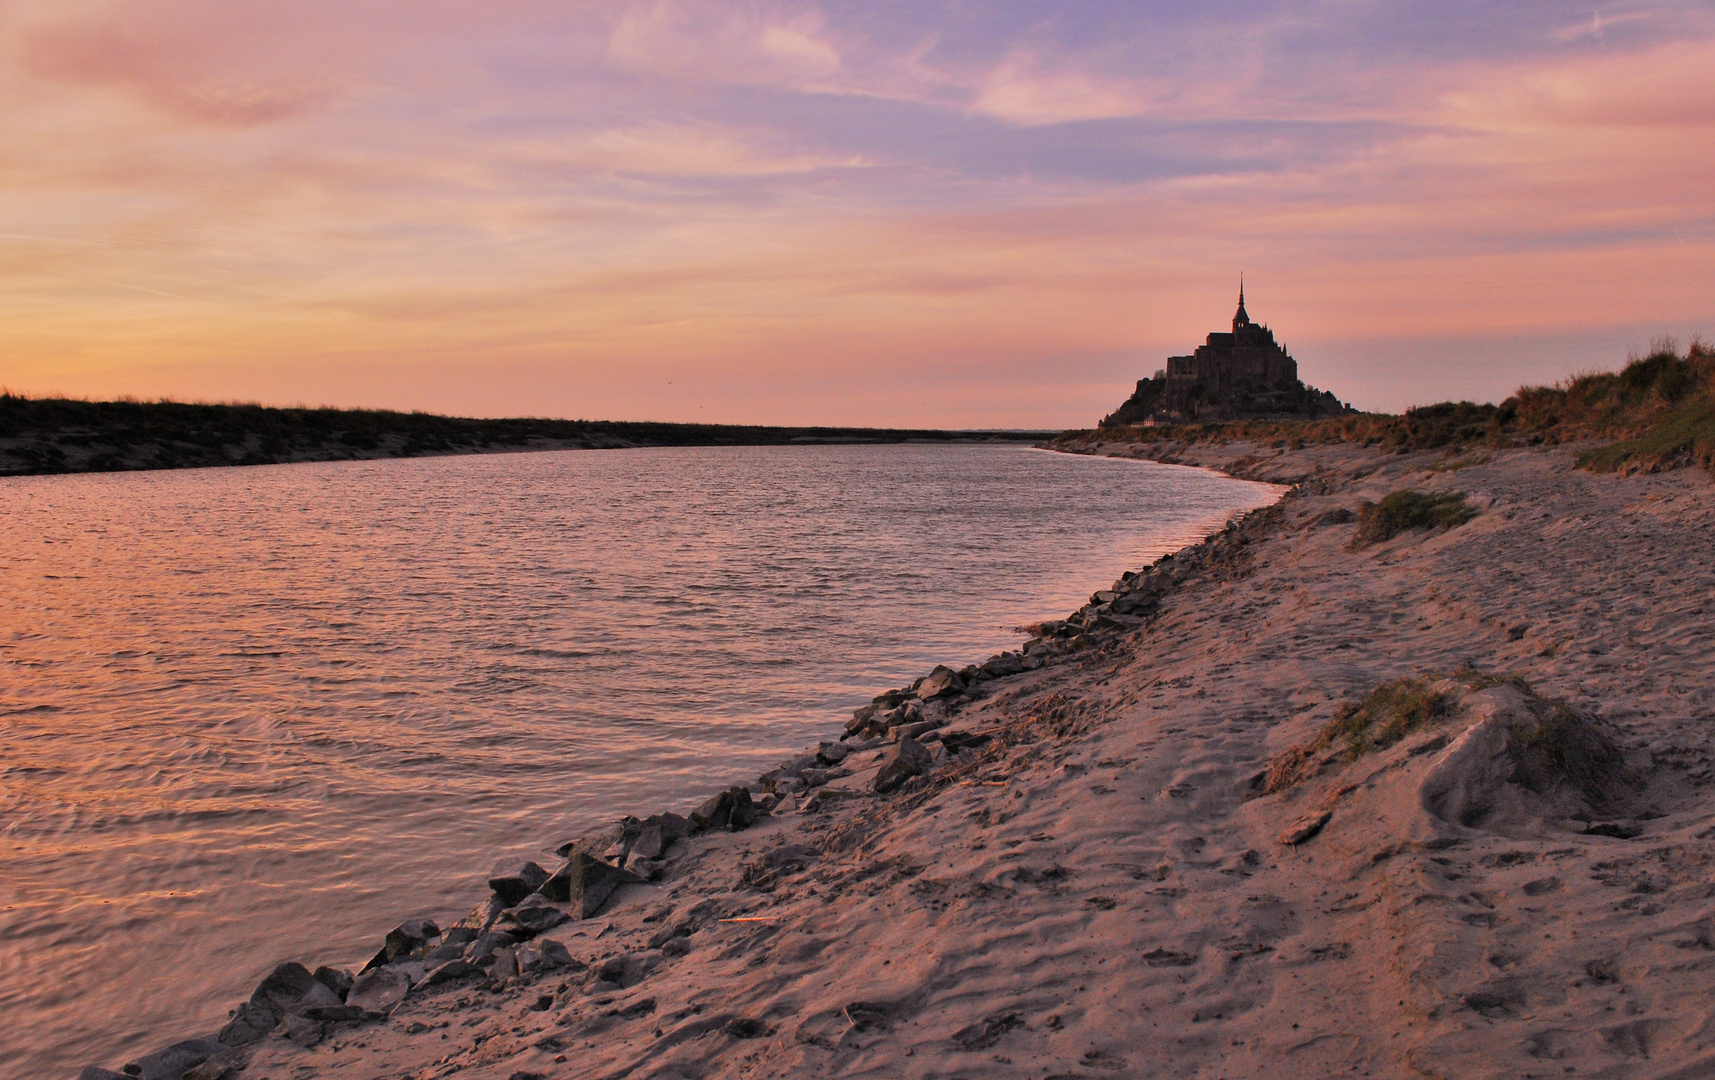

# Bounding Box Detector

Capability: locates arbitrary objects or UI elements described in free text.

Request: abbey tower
[1100,286,1351,427]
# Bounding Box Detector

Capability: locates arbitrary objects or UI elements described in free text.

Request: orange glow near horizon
[2,2,1711,425]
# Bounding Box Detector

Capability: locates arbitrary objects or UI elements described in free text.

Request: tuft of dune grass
[1262,676,1457,794]
[1349,489,1478,548]
[1316,677,1455,759]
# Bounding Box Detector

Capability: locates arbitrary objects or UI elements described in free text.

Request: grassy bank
[1063,339,1715,477]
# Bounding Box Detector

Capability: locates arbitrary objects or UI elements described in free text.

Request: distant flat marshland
[0,395,1052,476]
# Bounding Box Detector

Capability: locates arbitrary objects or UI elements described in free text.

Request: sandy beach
[89,437,1715,1080]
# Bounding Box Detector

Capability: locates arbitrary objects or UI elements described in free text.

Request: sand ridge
[111,441,1715,1080]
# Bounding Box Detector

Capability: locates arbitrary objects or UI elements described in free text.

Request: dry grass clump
[1318,677,1456,758]
[1263,676,1457,794]
[1512,338,1715,475]
[1349,489,1478,547]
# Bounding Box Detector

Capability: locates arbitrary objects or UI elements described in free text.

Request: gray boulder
[133,1038,223,1080]
[345,966,411,1016]
[312,965,352,1001]
[423,940,467,962]
[631,823,668,861]
[387,918,439,955]
[488,858,551,906]
[916,665,963,699]
[874,736,933,794]
[217,962,341,1045]
[895,718,944,742]
[595,950,660,989]
[517,938,577,974]
[540,852,644,918]
[495,894,570,936]
[631,813,689,860]
[417,959,481,989]
[661,935,693,958]
[217,1000,277,1046]
[980,652,1025,677]
[728,786,757,830]
[475,894,507,932]
[361,918,440,972]
[281,1014,323,1049]
[690,789,733,831]
[844,703,881,736]
[600,816,645,867]
[816,741,851,765]
[464,929,519,965]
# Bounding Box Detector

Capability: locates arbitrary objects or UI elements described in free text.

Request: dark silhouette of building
[1100,285,1350,427]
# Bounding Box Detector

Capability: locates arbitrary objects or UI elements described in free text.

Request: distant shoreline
[0,395,1057,478]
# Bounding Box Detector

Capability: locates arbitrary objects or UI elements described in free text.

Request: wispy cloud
[0,0,1711,423]
[970,53,1149,126]
[607,2,843,88]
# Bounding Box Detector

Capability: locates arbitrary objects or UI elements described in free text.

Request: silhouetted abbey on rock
[1100,286,1352,427]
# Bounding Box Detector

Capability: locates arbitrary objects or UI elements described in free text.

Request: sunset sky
[2,1,1711,427]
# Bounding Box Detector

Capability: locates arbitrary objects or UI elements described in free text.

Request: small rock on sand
[874,736,933,794]
[540,853,644,918]
[418,959,482,989]
[217,962,342,1045]
[360,918,440,972]
[496,894,571,936]
[816,741,851,765]
[691,790,734,831]
[728,786,758,829]
[345,966,411,1015]
[1279,810,1333,845]
[951,1012,1022,1050]
[312,965,352,1000]
[632,813,689,860]
[917,665,964,699]
[133,1039,224,1080]
[488,858,551,906]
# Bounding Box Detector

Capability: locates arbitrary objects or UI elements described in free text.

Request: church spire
[1233,273,1250,331]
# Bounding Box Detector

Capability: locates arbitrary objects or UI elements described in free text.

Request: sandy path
[118,441,1715,1080]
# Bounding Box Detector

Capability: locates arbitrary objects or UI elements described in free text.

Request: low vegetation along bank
[0,396,1047,477]
[1061,339,1715,478]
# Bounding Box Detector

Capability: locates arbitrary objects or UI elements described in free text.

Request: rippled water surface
[0,444,1279,1076]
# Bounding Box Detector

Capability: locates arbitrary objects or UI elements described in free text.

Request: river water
[0,443,1279,1076]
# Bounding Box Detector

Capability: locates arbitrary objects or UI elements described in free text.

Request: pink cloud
[15,8,345,127]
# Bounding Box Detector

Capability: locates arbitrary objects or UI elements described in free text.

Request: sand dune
[97,440,1715,1080]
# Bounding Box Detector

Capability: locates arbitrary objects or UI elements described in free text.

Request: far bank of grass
[0,396,1052,477]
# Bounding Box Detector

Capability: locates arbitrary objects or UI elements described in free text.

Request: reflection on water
[0,444,1278,1075]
